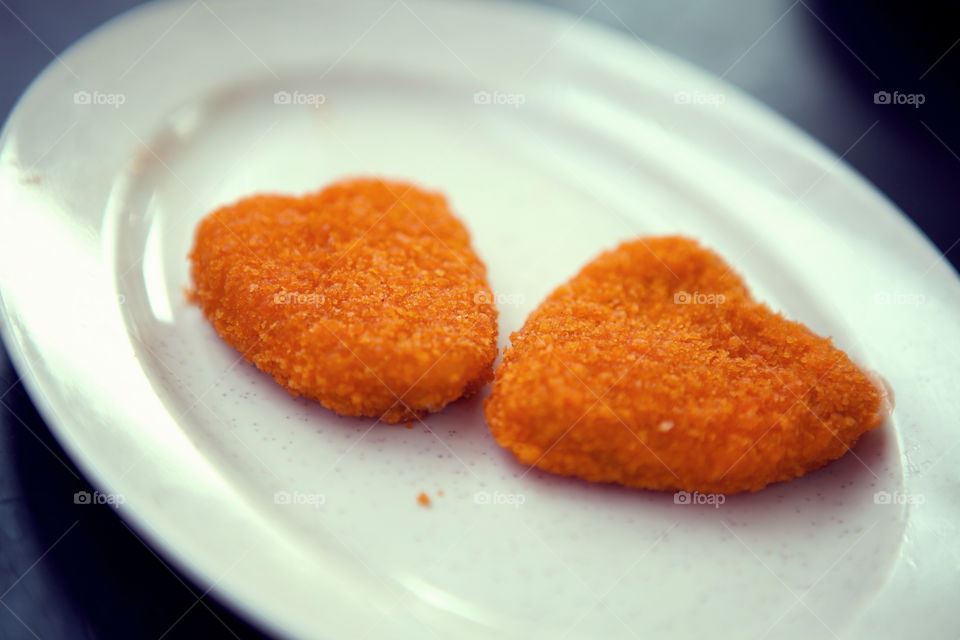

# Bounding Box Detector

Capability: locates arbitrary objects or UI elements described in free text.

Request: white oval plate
[1,1,958,638]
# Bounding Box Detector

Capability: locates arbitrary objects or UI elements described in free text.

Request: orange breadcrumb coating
[417,492,431,507]
[189,178,498,424]
[484,236,887,494]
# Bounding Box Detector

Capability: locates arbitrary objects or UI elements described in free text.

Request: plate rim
[1,0,959,638]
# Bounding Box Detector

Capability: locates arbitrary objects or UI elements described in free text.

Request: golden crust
[189,178,498,423]
[484,236,885,493]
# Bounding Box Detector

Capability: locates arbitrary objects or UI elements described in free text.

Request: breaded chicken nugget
[189,178,498,423]
[484,236,886,493]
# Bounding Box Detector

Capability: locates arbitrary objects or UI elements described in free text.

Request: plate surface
[1,1,958,638]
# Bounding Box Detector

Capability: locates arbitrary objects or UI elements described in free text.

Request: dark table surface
[1,1,958,638]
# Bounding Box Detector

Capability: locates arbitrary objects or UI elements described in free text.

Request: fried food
[189,178,498,423]
[484,236,886,493]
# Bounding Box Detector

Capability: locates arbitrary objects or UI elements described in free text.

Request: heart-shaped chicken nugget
[484,236,886,493]
[189,178,498,424]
